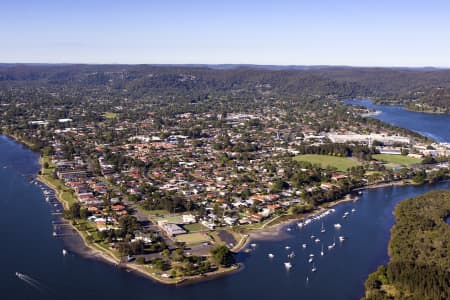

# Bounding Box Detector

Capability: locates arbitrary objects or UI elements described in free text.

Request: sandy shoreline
[242,194,360,246]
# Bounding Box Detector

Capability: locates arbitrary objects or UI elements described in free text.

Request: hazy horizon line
[1,62,449,70]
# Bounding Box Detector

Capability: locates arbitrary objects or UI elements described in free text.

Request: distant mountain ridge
[0,64,449,113]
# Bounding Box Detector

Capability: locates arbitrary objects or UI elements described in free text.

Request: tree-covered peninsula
[363,190,450,300]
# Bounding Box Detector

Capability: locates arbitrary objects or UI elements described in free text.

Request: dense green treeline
[0,64,449,113]
[363,190,450,300]
[295,143,375,160]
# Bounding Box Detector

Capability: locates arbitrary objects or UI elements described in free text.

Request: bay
[344,99,450,143]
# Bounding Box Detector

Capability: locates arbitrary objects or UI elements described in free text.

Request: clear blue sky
[2,0,450,67]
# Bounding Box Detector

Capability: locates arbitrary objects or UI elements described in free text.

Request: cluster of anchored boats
[264,207,357,278]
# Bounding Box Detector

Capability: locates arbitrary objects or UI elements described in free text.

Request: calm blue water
[345,99,450,143]
[1,100,450,300]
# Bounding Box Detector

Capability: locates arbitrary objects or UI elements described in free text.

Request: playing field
[294,154,361,171]
[175,232,210,245]
[183,223,208,232]
[373,154,422,166]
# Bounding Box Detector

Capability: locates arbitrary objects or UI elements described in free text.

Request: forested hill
[363,190,450,300]
[0,64,449,113]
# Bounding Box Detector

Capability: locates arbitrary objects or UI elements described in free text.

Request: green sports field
[373,154,422,166]
[293,154,361,171]
[175,232,210,245]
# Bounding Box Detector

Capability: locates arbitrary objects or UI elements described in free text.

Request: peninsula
[1,65,449,284]
[363,190,450,299]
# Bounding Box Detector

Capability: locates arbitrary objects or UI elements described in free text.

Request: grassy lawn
[39,156,77,208]
[373,154,422,166]
[139,208,169,215]
[154,215,183,224]
[175,232,210,245]
[294,154,361,171]
[236,217,275,230]
[183,223,208,232]
[41,156,55,175]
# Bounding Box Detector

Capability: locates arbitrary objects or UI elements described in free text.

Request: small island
[362,190,450,300]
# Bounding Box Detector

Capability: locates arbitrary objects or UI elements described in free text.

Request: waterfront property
[3,133,449,300]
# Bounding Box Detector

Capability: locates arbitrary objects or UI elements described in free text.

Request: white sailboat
[302,243,307,249]
[328,237,336,250]
[334,223,342,229]
[284,262,292,270]
[268,253,275,259]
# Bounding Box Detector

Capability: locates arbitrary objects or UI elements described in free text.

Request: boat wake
[15,272,52,294]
